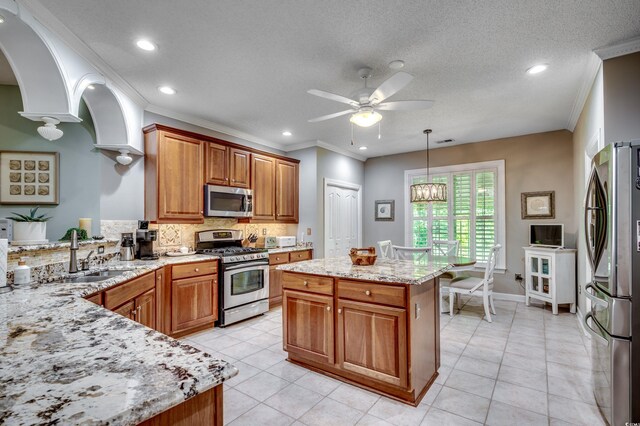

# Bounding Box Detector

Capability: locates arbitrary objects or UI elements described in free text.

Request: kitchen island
[277,256,453,406]
[0,255,236,425]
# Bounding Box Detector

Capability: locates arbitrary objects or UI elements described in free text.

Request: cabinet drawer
[270,253,290,265]
[337,280,406,308]
[105,272,155,310]
[85,292,103,306]
[289,250,312,262]
[282,272,333,295]
[172,261,217,280]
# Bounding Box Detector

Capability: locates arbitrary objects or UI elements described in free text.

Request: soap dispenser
[13,257,31,285]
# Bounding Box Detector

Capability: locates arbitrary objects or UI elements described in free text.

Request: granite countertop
[0,254,237,425]
[277,256,453,285]
[8,238,119,253]
[268,245,313,255]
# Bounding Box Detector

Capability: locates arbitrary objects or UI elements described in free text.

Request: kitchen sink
[85,269,133,278]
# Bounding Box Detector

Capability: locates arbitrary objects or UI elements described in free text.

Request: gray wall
[363,130,575,295]
[0,84,101,239]
[287,147,317,247]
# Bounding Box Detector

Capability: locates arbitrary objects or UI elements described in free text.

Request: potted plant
[8,207,52,244]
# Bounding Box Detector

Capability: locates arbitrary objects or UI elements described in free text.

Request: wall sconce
[116,149,133,166]
[37,117,63,141]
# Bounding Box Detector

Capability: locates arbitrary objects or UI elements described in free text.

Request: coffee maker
[135,221,158,260]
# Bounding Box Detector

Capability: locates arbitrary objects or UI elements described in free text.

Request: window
[405,160,506,269]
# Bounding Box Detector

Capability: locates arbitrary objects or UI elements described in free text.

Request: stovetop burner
[194,229,268,263]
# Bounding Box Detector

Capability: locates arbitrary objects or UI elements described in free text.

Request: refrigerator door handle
[585,283,609,308]
[584,313,609,347]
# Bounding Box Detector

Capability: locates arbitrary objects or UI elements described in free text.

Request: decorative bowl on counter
[349,247,377,266]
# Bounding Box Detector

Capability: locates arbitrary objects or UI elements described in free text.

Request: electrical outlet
[306,227,312,235]
[262,228,267,235]
[97,245,105,254]
[515,273,522,281]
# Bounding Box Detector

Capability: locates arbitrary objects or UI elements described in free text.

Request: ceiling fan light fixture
[350,108,382,127]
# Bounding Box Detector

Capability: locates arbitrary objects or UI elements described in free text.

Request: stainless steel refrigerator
[584,141,639,425]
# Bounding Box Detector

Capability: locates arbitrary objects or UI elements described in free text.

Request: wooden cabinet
[103,272,157,329]
[275,159,299,223]
[337,299,407,388]
[205,143,250,188]
[269,249,314,307]
[144,126,204,223]
[282,271,440,405]
[229,148,251,188]
[251,154,276,220]
[169,260,218,337]
[85,292,103,306]
[283,290,334,365]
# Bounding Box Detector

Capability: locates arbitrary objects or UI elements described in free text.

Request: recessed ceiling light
[359,146,368,151]
[136,39,156,51]
[0,15,5,24]
[158,86,176,95]
[388,60,405,70]
[282,131,292,136]
[527,64,548,75]
[87,85,95,90]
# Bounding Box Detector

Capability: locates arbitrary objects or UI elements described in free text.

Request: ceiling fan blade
[307,89,359,106]
[376,100,435,111]
[308,109,354,123]
[369,72,414,104]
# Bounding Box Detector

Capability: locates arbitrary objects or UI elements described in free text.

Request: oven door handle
[584,313,609,347]
[585,283,608,308]
[224,261,269,271]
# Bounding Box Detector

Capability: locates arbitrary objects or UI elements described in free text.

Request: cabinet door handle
[137,306,142,312]
[326,306,331,311]
[224,177,228,181]
[365,290,371,296]
[338,308,342,314]
[131,310,137,317]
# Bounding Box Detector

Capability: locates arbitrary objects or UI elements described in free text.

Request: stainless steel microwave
[204,185,253,217]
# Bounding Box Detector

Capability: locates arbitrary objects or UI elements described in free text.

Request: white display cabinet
[524,246,576,314]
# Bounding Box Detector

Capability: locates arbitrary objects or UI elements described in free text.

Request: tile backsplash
[152,218,297,253]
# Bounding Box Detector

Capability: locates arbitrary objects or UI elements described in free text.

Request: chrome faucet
[69,229,79,273]
[80,250,94,271]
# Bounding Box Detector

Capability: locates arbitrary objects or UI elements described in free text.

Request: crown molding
[18,0,148,107]
[145,104,285,151]
[285,139,366,162]
[566,52,602,131]
[594,36,640,60]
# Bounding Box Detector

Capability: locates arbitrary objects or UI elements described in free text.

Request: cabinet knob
[131,310,137,317]
[326,306,331,311]
[232,179,236,182]
[195,268,200,272]
[276,257,280,261]
[365,290,371,296]
[225,178,228,181]
[303,281,308,286]
[338,308,342,314]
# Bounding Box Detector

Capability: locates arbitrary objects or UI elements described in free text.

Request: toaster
[276,236,296,248]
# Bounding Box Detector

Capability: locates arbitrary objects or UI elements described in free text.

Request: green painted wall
[0,84,101,240]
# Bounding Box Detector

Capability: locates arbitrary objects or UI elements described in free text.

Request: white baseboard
[492,292,526,303]
[576,306,589,337]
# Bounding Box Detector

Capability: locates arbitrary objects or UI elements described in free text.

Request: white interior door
[324,179,362,258]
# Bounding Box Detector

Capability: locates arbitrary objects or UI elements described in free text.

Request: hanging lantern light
[410,129,447,203]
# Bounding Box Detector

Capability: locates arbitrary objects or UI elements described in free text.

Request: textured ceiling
[27,1,640,157]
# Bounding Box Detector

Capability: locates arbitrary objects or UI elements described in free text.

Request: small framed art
[0,151,60,205]
[375,200,395,221]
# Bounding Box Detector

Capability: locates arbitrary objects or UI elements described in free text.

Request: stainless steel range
[195,229,269,326]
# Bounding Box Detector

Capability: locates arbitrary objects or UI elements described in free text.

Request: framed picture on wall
[0,151,60,205]
[375,200,395,221]
[521,191,555,219]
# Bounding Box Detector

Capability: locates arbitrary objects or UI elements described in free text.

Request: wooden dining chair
[448,244,501,322]
[377,240,394,259]
[392,245,431,261]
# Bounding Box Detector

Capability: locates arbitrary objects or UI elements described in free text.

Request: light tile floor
[181,297,604,426]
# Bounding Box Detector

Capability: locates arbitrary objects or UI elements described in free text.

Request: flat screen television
[529,224,564,248]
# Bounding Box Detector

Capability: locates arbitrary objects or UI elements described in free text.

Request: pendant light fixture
[410,129,447,203]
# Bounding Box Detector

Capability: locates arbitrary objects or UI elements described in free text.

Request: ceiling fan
[307,67,434,128]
